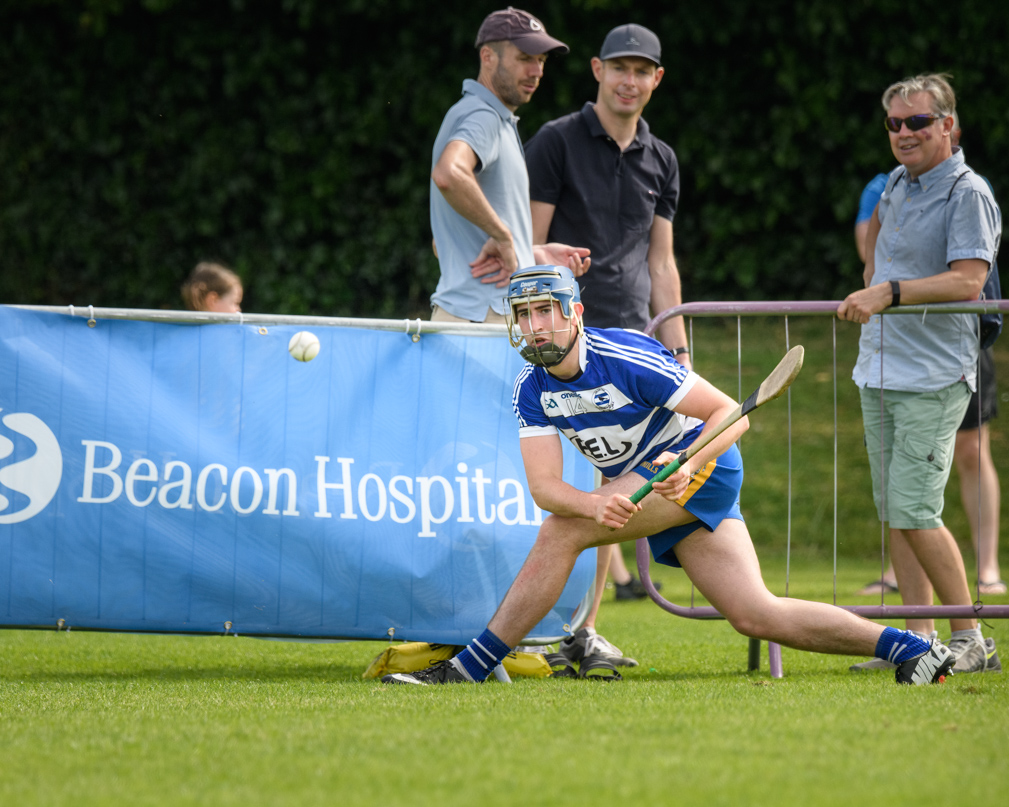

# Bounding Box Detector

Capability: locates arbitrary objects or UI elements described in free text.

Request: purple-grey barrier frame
[641,299,1009,679]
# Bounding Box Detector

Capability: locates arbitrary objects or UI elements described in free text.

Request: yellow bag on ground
[501,649,553,678]
[363,642,552,679]
[363,642,458,679]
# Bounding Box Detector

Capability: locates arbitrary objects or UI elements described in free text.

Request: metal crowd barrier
[641,300,1009,678]
[13,302,1005,672]
[13,304,510,338]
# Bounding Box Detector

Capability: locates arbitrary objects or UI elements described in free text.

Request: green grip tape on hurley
[629,456,684,505]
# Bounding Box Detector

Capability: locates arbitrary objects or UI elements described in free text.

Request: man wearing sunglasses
[837,74,1002,675]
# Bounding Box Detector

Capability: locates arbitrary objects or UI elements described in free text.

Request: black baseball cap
[599,23,661,66]
[475,7,569,55]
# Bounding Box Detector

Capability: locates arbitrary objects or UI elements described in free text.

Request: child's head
[181,262,243,313]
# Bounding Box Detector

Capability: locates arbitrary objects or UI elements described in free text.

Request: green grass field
[3,558,1008,807]
[3,316,1008,806]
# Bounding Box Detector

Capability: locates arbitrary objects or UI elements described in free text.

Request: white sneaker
[559,627,638,667]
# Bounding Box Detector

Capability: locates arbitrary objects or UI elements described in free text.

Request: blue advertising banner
[0,307,595,644]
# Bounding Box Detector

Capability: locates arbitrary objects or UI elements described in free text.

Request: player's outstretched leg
[675,519,954,685]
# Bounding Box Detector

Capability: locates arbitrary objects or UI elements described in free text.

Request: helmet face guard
[504,265,583,368]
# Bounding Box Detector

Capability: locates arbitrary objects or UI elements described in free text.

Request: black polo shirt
[525,102,679,331]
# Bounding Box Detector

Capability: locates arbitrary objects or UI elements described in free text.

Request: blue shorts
[631,443,745,568]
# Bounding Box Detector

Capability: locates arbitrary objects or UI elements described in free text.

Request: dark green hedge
[2,0,1006,316]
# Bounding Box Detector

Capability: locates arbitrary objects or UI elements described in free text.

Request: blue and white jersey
[512,328,704,478]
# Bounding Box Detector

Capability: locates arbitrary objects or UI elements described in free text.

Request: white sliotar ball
[288,331,321,362]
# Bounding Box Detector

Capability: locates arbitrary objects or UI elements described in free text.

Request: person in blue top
[383,265,955,686]
[854,173,888,264]
[838,74,1001,675]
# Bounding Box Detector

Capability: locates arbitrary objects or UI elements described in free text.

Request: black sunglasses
[884,113,945,133]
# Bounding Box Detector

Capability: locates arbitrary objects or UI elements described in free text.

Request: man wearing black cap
[524,24,688,649]
[525,23,687,356]
[429,8,590,324]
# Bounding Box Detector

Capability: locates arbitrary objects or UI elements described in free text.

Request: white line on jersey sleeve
[663,371,699,410]
[518,425,559,439]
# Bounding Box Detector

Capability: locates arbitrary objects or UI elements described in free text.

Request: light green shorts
[860,382,971,530]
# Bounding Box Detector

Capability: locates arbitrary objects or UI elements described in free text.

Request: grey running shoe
[559,627,638,667]
[895,640,955,685]
[984,638,1003,673]
[381,659,473,685]
[949,635,1002,674]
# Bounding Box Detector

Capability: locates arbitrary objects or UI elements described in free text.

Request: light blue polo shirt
[853,149,1001,392]
[430,80,536,321]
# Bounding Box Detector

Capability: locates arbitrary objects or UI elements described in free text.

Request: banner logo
[0,410,64,524]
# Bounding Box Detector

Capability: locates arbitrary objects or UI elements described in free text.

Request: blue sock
[876,627,931,664]
[454,629,512,682]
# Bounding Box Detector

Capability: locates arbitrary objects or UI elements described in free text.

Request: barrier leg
[747,637,760,671]
[768,642,783,679]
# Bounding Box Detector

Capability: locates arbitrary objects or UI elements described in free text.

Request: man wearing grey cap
[525,23,687,354]
[524,25,688,662]
[429,8,590,324]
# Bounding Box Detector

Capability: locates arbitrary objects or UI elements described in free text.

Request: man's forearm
[647,218,688,353]
[439,172,513,244]
[433,142,513,244]
[839,259,988,323]
[649,259,688,353]
[528,476,606,521]
[530,200,556,246]
[651,290,687,352]
[890,260,988,304]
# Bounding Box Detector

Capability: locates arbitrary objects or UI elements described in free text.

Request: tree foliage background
[2,0,1006,316]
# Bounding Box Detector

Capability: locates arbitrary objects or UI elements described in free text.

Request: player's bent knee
[538,514,597,553]
[725,613,766,640]
[721,600,781,640]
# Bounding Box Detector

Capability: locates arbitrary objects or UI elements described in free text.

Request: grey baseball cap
[599,23,661,66]
[475,7,569,55]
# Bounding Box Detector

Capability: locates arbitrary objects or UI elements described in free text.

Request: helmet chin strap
[519,341,573,367]
[520,318,579,367]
